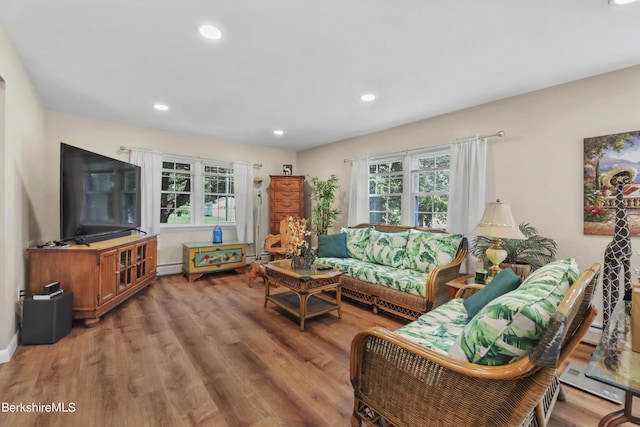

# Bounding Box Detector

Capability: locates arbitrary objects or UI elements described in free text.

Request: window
[203,165,235,224]
[161,160,192,224]
[369,160,403,225]
[160,157,235,226]
[368,150,450,227]
[414,153,450,228]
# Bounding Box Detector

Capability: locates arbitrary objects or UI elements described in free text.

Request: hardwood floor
[0,271,634,426]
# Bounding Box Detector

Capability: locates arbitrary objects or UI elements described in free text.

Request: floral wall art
[584,130,640,236]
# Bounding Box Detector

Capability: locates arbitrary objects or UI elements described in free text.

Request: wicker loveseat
[350,261,599,427]
[316,223,467,320]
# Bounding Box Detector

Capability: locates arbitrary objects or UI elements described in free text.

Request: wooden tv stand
[28,234,157,327]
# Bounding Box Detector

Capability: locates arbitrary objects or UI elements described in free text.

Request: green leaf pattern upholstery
[363,229,410,269]
[395,299,468,354]
[448,258,580,365]
[340,227,373,261]
[402,229,463,273]
[317,257,429,297]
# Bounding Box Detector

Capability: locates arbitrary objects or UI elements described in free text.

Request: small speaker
[22,291,73,345]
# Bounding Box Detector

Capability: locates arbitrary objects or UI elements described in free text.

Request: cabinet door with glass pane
[136,241,149,280]
[118,245,135,292]
[134,239,157,282]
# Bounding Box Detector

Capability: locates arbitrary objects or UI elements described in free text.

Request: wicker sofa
[316,223,467,320]
[350,260,599,427]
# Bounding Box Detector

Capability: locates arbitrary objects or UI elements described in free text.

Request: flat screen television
[60,143,142,244]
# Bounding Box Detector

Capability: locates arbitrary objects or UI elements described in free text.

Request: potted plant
[310,175,340,236]
[470,222,558,272]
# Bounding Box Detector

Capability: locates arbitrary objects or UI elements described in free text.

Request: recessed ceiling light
[273,129,284,136]
[153,103,169,111]
[198,24,222,40]
[609,0,638,4]
[360,93,376,102]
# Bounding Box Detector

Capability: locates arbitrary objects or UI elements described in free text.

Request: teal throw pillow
[317,233,348,258]
[463,268,522,319]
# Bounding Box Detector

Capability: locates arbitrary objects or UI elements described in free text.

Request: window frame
[367,147,451,227]
[202,163,236,225]
[411,149,451,229]
[160,156,236,228]
[368,159,404,225]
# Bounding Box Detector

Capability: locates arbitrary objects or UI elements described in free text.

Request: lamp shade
[472,200,526,240]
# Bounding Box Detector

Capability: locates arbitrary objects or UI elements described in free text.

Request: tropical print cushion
[395,298,469,355]
[362,229,409,269]
[519,258,580,292]
[403,229,463,273]
[347,262,424,295]
[448,258,579,365]
[340,227,373,261]
[316,257,429,297]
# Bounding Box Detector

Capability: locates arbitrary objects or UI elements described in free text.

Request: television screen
[60,143,142,242]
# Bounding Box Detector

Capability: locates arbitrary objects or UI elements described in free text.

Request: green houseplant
[470,223,558,271]
[310,175,340,236]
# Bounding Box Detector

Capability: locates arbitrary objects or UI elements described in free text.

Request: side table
[445,274,475,299]
[585,300,640,426]
[182,241,247,282]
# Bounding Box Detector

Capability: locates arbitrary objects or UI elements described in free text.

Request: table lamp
[472,199,526,277]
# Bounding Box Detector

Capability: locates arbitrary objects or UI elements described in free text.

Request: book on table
[33,289,64,300]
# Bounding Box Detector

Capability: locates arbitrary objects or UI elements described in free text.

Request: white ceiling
[1,1,639,151]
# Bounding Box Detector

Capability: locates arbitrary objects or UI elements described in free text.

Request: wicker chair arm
[530,263,599,367]
[455,284,485,299]
[424,237,468,308]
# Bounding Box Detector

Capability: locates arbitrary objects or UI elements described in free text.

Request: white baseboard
[157,263,183,276]
[0,331,19,364]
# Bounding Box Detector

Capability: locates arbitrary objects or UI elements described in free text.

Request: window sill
[160,224,236,232]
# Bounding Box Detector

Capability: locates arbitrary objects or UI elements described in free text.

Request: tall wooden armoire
[269,175,305,234]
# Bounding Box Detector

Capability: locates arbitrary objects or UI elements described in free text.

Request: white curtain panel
[233,162,254,243]
[348,157,370,226]
[401,154,414,226]
[129,148,163,236]
[447,137,487,272]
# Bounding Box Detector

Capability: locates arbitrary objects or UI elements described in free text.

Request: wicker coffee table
[264,259,342,331]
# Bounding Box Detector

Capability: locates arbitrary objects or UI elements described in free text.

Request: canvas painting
[584,130,640,236]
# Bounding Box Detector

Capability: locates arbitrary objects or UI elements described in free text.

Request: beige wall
[45,113,297,268]
[0,25,48,361]
[298,65,640,329]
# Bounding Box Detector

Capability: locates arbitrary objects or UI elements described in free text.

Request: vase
[292,252,315,270]
[291,255,305,269]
